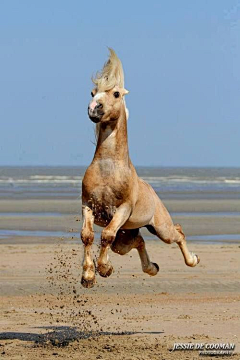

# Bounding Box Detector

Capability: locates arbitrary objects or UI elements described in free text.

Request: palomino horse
[81,49,200,288]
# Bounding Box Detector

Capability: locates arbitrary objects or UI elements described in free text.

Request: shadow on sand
[0,326,163,347]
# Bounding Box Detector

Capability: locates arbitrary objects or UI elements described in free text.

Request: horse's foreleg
[97,203,131,277]
[112,229,159,276]
[81,205,95,288]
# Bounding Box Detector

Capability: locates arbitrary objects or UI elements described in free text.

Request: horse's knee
[101,228,116,246]
[81,228,94,245]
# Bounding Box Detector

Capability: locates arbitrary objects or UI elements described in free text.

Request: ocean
[0,166,240,200]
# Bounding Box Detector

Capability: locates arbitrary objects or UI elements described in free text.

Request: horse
[81,48,200,288]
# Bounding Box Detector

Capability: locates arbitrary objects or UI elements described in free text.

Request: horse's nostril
[96,103,103,109]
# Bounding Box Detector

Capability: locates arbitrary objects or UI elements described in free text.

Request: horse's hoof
[148,262,159,276]
[153,262,159,273]
[192,253,200,266]
[187,253,200,267]
[144,262,159,276]
[97,265,113,278]
[81,277,95,288]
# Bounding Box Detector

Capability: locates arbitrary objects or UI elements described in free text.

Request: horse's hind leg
[150,204,200,267]
[111,229,159,276]
[174,223,200,266]
[160,223,199,266]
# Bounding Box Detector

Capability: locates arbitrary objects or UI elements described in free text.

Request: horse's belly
[122,200,155,230]
[122,212,153,229]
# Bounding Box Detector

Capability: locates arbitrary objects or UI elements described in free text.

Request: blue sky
[0,0,239,166]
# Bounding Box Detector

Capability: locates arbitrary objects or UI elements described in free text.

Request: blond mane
[92,49,129,142]
[92,48,125,91]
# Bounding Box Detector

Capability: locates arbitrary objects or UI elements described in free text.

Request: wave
[224,179,240,184]
[0,175,240,186]
[142,176,240,185]
[0,177,82,185]
[30,175,82,180]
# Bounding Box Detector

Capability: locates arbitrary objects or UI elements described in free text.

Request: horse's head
[88,48,129,124]
[88,86,128,123]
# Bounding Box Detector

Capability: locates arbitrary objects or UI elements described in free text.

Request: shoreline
[0,199,240,245]
[1,233,240,246]
[2,198,240,212]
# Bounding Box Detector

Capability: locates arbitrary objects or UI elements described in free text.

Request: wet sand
[0,199,240,359]
[1,199,240,237]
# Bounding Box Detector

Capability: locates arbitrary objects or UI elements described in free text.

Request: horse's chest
[85,185,121,225]
[82,161,130,225]
[83,178,127,225]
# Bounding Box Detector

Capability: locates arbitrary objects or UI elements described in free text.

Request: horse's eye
[113,91,120,98]
[91,91,94,97]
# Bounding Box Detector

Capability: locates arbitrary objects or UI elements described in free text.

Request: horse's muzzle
[88,105,104,123]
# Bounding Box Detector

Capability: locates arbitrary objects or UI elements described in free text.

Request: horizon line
[0,164,239,169]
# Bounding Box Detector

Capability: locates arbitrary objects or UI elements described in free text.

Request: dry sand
[0,241,240,359]
[0,199,240,359]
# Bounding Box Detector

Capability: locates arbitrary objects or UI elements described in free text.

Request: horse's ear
[91,88,97,97]
[121,88,129,96]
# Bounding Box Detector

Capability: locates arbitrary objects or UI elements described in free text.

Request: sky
[0,0,239,167]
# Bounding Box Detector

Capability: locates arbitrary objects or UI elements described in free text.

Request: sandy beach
[0,197,240,359]
[1,0,240,355]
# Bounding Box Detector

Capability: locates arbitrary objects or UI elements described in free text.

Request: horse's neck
[93,108,130,164]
